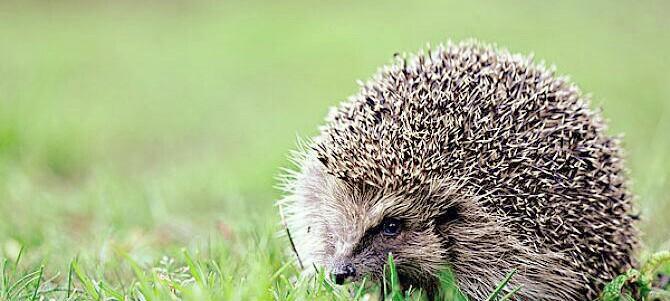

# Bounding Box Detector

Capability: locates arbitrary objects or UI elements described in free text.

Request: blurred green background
[0,0,668,281]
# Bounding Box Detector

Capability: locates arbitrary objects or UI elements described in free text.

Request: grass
[0,0,668,300]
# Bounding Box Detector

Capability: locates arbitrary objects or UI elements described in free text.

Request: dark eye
[382,218,402,236]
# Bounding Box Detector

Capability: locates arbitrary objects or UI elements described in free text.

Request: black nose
[332,263,356,285]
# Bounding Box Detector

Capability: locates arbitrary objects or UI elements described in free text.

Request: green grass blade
[437,267,469,301]
[485,269,517,301]
[100,281,125,300]
[6,270,41,298]
[498,285,522,301]
[13,246,25,269]
[1,258,8,299]
[270,261,292,281]
[124,255,154,301]
[183,249,205,287]
[67,260,74,298]
[641,251,670,279]
[29,265,43,301]
[386,253,403,301]
[71,260,101,300]
[353,276,367,300]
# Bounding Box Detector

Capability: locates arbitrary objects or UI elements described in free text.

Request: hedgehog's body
[280,42,638,300]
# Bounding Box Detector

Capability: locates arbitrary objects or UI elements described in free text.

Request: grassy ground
[0,0,668,300]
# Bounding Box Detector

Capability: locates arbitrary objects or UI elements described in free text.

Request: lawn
[0,0,668,300]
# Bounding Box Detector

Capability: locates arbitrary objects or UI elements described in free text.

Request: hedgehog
[278,41,639,300]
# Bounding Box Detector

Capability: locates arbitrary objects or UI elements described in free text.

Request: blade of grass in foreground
[124,254,156,301]
[386,253,403,301]
[66,260,74,298]
[71,259,100,300]
[438,267,469,301]
[29,265,43,301]
[353,277,367,300]
[6,270,41,300]
[485,269,518,301]
[0,258,7,299]
[183,249,206,288]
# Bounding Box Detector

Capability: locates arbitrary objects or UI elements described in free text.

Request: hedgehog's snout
[330,261,356,285]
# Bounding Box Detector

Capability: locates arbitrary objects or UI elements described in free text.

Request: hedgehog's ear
[434,205,460,227]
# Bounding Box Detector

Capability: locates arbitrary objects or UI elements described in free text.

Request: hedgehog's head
[283,155,461,288]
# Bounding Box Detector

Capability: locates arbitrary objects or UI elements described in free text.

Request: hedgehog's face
[323,209,447,287]
[289,160,453,287]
